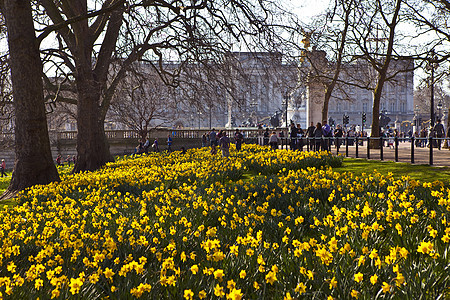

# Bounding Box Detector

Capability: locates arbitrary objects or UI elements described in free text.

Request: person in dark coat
[313,122,323,151]
[289,123,298,150]
[306,121,316,150]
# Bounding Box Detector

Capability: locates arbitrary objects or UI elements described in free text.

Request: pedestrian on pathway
[202,133,208,147]
[313,122,323,151]
[152,138,159,152]
[269,131,279,150]
[219,132,231,157]
[289,123,298,151]
[334,125,344,151]
[143,137,150,153]
[263,128,270,146]
[209,128,217,147]
[433,119,445,150]
[56,154,63,166]
[235,129,244,152]
[167,134,173,152]
[306,121,316,150]
[1,159,6,177]
[322,120,332,151]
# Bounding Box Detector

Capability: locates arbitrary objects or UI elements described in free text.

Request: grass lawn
[336,157,450,183]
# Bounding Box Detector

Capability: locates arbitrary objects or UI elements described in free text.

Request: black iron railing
[237,136,450,166]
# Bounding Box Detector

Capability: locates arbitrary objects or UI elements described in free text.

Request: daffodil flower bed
[0,145,448,299]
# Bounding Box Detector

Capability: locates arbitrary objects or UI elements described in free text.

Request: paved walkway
[276,140,450,167]
[325,142,450,167]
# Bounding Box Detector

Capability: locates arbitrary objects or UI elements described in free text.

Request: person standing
[143,137,150,153]
[263,128,270,146]
[216,130,223,146]
[1,159,6,177]
[202,133,208,147]
[289,123,298,151]
[269,131,279,150]
[313,122,323,151]
[152,138,159,152]
[306,121,316,150]
[167,134,173,152]
[219,132,231,157]
[297,124,305,151]
[56,154,63,166]
[420,128,427,147]
[322,120,332,151]
[235,129,244,152]
[433,119,445,150]
[334,125,344,151]
[209,128,217,147]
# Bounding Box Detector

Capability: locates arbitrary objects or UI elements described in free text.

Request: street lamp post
[198,111,203,129]
[250,100,257,127]
[431,66,435,127]
[283,94,289,129]
[427,51,438,128]
[413,105,420,132]
[437,100,443,121]
[209,106,212,129]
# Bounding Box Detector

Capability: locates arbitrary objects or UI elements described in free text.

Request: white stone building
[47,51,415,133]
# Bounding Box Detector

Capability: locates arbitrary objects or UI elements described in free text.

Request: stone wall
[0,128,264,169]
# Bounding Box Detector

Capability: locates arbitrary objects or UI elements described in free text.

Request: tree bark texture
[61,1,119,172]
[73,74,113,172]
[2,0,60,193]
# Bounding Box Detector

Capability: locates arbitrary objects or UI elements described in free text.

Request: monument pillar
[306,49,328,126]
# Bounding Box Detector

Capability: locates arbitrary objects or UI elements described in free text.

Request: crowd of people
[206,119,450,153]
[56,154,76,166]
[133,134,176,155]
[203,128,244,157]
[126,118,450,159]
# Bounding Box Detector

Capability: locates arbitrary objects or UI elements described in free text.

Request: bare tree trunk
[370,87,382,146]
[1,0,59,197]
[69,8,115,173]
[73,76,113,172]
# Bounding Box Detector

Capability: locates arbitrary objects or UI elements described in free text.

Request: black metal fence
[240,136,450,166]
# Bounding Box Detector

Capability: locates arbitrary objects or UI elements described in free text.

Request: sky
[290,0,330,20]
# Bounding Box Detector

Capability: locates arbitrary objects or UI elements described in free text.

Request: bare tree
[340,0,406,146]
[34,0,298,172]
[403,0,450,129]
[320,0,354,122]
[109,65,177,139]
[0,0,59,197]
